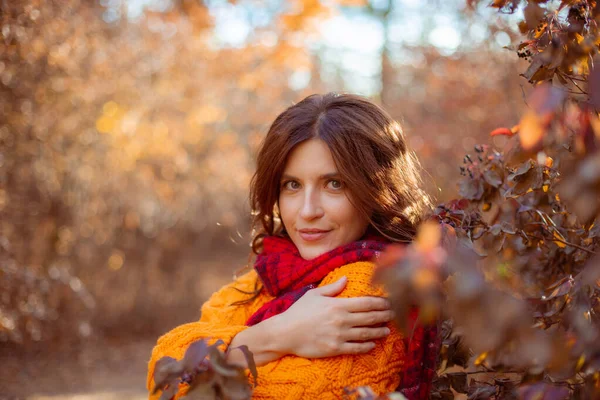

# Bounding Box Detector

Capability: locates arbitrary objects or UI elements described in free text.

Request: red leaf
[490,127,515,137]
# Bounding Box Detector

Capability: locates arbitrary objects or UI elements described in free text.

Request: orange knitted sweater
[146,261,406,399]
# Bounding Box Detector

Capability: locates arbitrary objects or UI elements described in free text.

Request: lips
[297,229,331,242]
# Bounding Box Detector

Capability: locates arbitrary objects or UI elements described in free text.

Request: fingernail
[385,328,391,335]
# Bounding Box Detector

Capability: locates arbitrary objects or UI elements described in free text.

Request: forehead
[283,139,337,175]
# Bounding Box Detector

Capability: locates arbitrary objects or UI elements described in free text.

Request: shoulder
[232,268,261,289]
[319,261,386,297]
[220,268,261,295]
[202,269,263,309]
[324,261,376,282]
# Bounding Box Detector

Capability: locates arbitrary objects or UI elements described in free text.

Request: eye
[282,180,301,191]
[327,179,343,190]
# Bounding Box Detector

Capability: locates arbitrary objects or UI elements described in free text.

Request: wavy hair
[249,93,433,255]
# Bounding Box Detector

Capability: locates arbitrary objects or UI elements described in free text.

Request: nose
[299,189,324,220]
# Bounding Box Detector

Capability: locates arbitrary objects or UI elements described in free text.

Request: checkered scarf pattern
[246,235,387,326]
[398,308,441,400]
[246,235,440,400]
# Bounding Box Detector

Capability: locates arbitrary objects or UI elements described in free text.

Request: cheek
[278,196,296,228]
[328,197,368,233]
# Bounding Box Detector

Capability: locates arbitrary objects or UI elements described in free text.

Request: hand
[274,276,394,358]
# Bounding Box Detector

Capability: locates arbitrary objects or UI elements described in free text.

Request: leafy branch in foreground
[152,339,257,400]
[368,1,600,398]
[376,74,600,400]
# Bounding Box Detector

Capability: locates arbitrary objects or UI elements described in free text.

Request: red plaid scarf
[246,235,440,400]
[246,235,387,326]
[398,308,441,400]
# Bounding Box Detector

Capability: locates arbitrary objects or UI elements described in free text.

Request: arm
[227,272,394,368]
[146,270,271,400]
[226,315,285,367]
[148,263,399,399]
[250,262,407,399]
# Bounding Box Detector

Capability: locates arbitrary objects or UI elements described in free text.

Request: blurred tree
[0,0,532,347]
[0,0,328,343]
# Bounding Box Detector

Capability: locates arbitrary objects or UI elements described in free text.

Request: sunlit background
[0,0,533,397]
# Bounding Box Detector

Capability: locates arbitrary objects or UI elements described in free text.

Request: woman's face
[278,138,370,260]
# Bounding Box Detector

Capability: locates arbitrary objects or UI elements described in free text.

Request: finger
[312,276,347,296]
[344,327,391,342]
[336,296,391,312]
[346,310,395,327]
[337,341,376,355]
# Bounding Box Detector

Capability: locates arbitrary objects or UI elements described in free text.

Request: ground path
[1,263,238,400]
[2,336,154,400]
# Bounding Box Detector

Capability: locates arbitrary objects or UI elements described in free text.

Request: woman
[146,93,437,399]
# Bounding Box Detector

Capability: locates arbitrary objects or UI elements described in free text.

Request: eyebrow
[281,172,340,180]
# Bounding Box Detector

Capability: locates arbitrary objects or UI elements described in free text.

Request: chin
[298,244,333,260]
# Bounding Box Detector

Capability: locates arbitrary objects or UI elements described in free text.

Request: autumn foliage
[7,0,600,398]
[0,0,524,348]
[0,0,324,343]
[377,1,600,399]
[152,339,257,400]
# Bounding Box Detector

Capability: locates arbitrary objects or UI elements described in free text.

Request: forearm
[227,315,288,367]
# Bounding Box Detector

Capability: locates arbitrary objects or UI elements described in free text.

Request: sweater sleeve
[146,269,269,400]
[251,261,407,400]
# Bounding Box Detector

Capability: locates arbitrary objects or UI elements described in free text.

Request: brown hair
[249,92,433,255]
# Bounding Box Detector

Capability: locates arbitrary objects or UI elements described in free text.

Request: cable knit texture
[147,261,406,400]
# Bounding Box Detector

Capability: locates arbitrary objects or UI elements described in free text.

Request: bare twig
[520,84,530,108]
[527,234,596,254]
